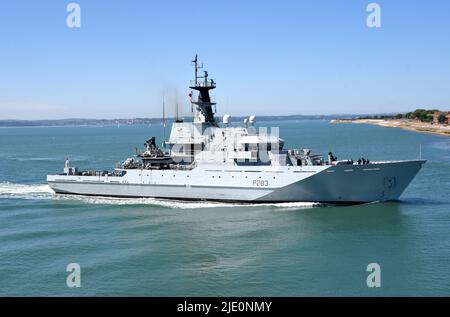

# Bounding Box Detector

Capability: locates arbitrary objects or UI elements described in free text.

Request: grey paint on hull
[257,160,426,203]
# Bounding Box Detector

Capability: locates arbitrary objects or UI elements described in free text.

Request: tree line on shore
[359,109,446,123]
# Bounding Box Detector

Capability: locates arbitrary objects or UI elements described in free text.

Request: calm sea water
[0,120,449,296]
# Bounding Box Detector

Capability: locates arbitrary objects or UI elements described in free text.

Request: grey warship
[47,56,425,203]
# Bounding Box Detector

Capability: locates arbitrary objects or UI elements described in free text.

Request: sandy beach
[331,119,450,137]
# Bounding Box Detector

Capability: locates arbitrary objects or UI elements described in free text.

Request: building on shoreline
[432,111,450,124]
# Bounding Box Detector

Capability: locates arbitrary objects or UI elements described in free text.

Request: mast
[162,95,166,146]
[192,54,203,86]
[189,55,217,125]
[175,103,183,123]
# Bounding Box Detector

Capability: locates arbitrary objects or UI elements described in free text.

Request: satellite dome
[223,114,231,124]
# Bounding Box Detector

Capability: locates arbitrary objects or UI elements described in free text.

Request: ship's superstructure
[47,56,425,203]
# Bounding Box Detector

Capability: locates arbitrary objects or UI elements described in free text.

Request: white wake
[0,182,55,200]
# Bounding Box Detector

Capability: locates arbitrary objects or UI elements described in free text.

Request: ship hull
[47,160,425,204]
[257,160,424,203]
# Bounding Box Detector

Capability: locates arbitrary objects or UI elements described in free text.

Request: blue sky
[0,0,449,119]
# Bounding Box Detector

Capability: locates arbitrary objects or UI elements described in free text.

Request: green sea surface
[0,120,449,296]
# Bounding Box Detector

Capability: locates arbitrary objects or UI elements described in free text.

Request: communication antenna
[192,54,203,85]
[162,94,166,147]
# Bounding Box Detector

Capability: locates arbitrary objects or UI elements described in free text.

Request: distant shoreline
[0,114,383,128]
[331,118,450,137]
